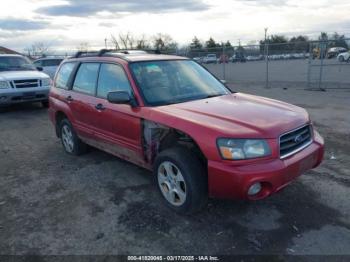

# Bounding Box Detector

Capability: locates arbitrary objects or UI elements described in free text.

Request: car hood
[152,93,309,139]
[0,70,49,81]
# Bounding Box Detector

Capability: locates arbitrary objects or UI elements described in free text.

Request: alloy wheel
[61,125,74,153]
[158,161,187,206]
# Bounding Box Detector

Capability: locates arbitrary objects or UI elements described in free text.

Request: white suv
[0,54,51,107]
[33,57,63,79]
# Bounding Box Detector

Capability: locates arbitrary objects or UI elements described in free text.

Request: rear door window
[72,63,100,95]
[55,62,76,90]
[97,63,132,99]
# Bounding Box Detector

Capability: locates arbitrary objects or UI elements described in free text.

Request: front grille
[279,125,312,159]
[13,79,39,88]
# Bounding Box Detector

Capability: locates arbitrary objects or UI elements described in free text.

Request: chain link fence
[186,39,350,90]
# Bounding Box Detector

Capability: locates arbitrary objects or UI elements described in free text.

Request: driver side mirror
[107,91,137,107]
[36,66,43,71]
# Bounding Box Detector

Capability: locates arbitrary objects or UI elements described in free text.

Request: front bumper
[0,88,49,105]
[208,131,324,200]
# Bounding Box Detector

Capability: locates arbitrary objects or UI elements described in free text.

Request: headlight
[42,78,52,87]
[217,138,271,160]
[0,81,9,89]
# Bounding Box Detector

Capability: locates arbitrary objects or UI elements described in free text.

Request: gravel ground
[0,86,349,256]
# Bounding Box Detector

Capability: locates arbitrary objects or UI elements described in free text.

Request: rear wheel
[59,119,87,155]
[154,147,208,214]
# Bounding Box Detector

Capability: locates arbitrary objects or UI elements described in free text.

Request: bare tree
[119,32,136,49]
[126,33,135,49]
[110,34,120,50]
[24,42,50,58]
[76,42,91,52]
[136,34,150,49]
[110,32,176,51]
[152,33,177,50]
[118,33,128,49]
[110,32,136,50]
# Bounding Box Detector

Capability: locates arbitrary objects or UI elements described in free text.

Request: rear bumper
[0,89,49,105]
[208,131,324,200]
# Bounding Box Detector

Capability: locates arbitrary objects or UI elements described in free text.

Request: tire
[59,118,87,155]
[339,56,344,62]
[42,100,49,108]
[154,147,208,214]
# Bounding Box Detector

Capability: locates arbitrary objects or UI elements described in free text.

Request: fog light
[248,182,262,196]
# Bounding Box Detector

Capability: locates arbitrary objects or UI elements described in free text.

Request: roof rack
[73,51,100,58]
[72,49,163,59]
[100,49,161,55]
[98,49,115,56]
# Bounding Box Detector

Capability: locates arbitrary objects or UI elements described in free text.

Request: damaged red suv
[48,50,324,213]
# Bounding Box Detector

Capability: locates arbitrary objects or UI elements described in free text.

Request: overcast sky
[0,0,349,52]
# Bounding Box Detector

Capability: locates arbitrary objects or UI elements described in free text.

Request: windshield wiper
[155,93,225,106]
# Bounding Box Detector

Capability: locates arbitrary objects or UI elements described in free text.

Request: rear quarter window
[55,62,76,90]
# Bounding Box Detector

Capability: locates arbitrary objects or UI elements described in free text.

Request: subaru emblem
[294,134,303,143]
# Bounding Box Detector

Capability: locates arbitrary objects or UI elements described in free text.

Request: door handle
[66,95,73,102]
[95,103,106,111]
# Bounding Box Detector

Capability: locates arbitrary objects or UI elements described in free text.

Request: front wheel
[154,147,208,214]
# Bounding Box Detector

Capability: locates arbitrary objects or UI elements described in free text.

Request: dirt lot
[0,86,349,256]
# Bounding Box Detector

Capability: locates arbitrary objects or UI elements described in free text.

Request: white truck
[0,54,51,107]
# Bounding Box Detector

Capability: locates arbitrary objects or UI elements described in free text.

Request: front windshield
[0,56,36,72]
[130,60,230,106]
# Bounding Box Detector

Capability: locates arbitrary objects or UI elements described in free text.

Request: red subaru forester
[48,50,324,213]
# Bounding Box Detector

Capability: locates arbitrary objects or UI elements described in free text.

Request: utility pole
[222,42,226,81]
[264,28,269,88]
[104,38,107,49]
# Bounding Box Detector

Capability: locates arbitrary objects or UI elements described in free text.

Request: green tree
[319,32,328,41]
[270,35,288,44]
[205,37,218,48]
[330,32,348,48]
[224,41,232,48]
[289,35,309,52]
[290,35,309,42]
[259,35,288,53]
[190,36,202,49]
